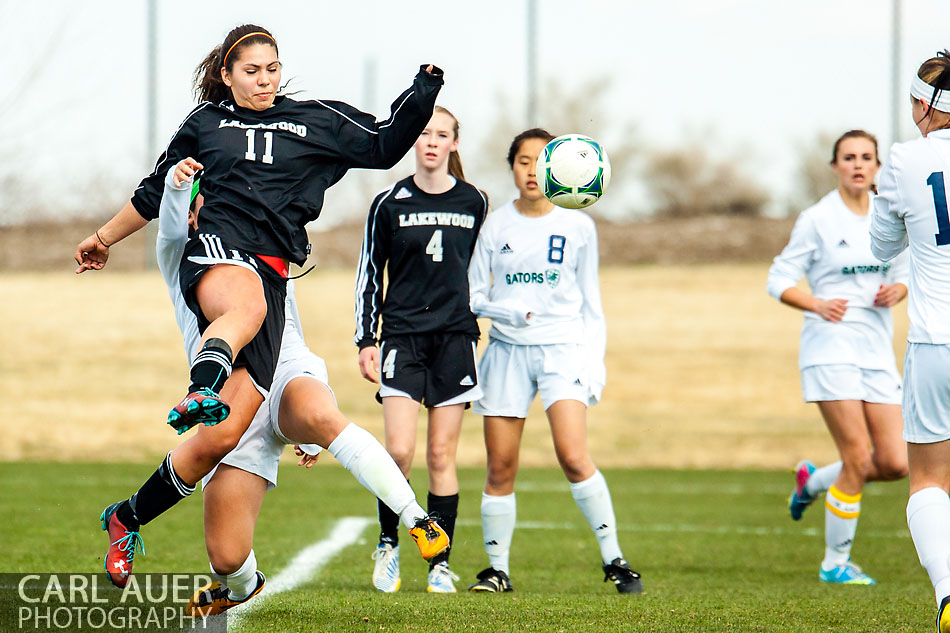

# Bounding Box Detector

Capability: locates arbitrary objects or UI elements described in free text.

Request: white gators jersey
[767,188,908,369]
[155,167,310,365]
[468,200,606,397]
[870,129,950,343]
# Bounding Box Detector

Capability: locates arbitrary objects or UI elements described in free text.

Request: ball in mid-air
[536,134,611,209]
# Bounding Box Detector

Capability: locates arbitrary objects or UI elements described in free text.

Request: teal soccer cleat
[819,561,876,585]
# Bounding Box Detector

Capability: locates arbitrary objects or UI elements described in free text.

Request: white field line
[454,518,910,540]
[507,481,900,497]
[225,516,372,629]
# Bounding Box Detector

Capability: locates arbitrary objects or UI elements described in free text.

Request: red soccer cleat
[100,502,145,588]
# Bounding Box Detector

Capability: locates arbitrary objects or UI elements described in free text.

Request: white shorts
[902,343,950,444]
[202,352,332,490]
[472,340,593,418]
[800,363,901,404]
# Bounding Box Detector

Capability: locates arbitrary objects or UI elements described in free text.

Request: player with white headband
[768,129,909,585]
[870,49,950,633]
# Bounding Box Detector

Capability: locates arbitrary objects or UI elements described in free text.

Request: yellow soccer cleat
[409,517,450,561]
[938,595,950,633]
[185,572,265,617]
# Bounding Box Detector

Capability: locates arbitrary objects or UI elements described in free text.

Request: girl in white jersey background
[768,130,909,585]
[466,128,641,594]
[355,107,488,593]
[869,51,950,632]
[157,162,448,616]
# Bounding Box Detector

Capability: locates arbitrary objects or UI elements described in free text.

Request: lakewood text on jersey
[218,118,308,137]
[398,212,476,228]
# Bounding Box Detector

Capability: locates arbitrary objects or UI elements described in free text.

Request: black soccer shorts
[179,234,287,393]
[377,332,480,407]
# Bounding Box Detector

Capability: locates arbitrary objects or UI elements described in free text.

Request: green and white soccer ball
[536,134,611,209]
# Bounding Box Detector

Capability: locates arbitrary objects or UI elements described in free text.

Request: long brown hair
[917,50,950,114]
[431,106,465,181]
[193,25,278,104]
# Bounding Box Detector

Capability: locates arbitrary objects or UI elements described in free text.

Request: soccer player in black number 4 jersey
[73,23,446,588]
[354,107,488,593]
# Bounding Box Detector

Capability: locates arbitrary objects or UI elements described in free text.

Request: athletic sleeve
[576,219,607,403]
[767,211,818,300]
[326,66,443,170]
[354,190,394,348]
[155,167,192,291]
[131,104,205,222]
[468,218,531,327]
[870,152,910,262]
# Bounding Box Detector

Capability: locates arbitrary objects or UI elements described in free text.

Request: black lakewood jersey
[354,176,488,348]
[130,67,443,265]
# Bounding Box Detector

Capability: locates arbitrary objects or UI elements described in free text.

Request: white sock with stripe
[210,549,258,601]
[907,487,950,605]
[805,461,842,498]
[822,485,860,569]
[327,423,425,529]
[570,470,623,564]
[481,492,516,575]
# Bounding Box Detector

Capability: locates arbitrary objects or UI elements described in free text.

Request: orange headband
[223,32,276,67]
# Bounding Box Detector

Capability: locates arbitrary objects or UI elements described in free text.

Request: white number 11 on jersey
[426,229,444,262]
[245,130,274,165]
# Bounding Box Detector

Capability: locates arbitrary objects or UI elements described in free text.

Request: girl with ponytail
[871,50,950,632]
[74,22,446,590]
[355,106,489,593]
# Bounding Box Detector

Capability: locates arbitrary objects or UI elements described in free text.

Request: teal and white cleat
[819,561,876,585]
[788,460,817,521]
[427,562,460,593]
[371,543,401,593]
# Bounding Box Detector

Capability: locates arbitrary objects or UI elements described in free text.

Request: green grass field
[0,462,930,632]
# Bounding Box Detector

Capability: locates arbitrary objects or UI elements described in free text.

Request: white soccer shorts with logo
[472,339,595,418]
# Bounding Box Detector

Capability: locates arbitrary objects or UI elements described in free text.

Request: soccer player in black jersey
[354,107,488,593]
[74,23,446,588]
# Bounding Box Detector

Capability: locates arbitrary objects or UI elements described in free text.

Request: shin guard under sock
[188,338,233,394]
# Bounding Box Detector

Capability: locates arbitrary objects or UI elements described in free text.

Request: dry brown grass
[0,264,909,469]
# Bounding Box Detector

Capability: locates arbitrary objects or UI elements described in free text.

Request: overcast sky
[3,0,950,225]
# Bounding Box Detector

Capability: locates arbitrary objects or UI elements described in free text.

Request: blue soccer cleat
[788,460,817,521]
[167,388,230,434]
[819,561,876,585]
[427,561,460,593]
[371,543,401,593]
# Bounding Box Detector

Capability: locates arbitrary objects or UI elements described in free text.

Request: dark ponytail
[192,24,278,104]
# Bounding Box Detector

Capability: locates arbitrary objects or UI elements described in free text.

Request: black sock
[427,492,459,567]
[125,453,195,527]
[377,497,401,546]
[188,338,233,394]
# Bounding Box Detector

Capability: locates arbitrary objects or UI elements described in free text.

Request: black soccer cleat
[602,558,643,594]
[468,567,513,593]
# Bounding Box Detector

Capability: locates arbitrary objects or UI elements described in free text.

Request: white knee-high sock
[328,424,425,529]
[481,492,516,575]
[805,461,843,498]
[570,470,623,564]
[907,487,950,605]
[210,549,258,601]
[822,485,860,569]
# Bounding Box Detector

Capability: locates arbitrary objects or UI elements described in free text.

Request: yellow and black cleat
[409,517,450,561]
[185,571,265,617]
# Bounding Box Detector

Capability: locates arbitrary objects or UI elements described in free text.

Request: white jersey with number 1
[468,200,606,399]
[870,129,950,343]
